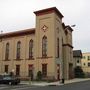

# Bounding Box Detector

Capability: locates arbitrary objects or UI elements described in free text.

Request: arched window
[42,36,47,57]
[5,43,9,60]
[57,38,59,58]
[29,39,33,59]
[16,41,21,59]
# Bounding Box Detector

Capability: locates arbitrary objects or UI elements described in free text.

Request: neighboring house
[81,52,90,77]
[0,7,74,80]
[73,50,82,68]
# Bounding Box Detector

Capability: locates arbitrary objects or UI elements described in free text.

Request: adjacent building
[81,52,90,77]
[73,50,82,68]
[0,7,74,80]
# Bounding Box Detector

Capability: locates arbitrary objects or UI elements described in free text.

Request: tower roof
[34,7,64,19]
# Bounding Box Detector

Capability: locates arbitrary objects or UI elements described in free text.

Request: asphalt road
[0,84,39,90]
[0,80,90,90]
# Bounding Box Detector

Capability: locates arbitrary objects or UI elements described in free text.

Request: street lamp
[1,30,3,34]
[71,25,76,27]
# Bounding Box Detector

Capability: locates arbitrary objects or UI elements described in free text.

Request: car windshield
[3,75,13,80]
[3,76,12,80]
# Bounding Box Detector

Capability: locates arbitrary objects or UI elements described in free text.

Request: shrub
[74,66,85,78]
[36,71,42,81]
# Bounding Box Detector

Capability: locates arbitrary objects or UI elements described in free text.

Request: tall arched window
[57,38,59,58]
[29,39,33,59]
[42,36,47,57]
[5,43,9,60]
[16,41,21,59]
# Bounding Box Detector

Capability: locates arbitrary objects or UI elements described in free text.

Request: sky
[0,0,90,53]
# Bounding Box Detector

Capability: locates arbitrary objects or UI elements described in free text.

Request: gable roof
[73,50,82,58]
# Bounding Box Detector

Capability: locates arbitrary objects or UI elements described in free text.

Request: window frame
[29,39,34,59]
[88,63,90,67]
[42,36,47,58]
[16,41,21,59]
[16,65,20,76]
[88,56,90,60]
[5,43,9,60]
[57,38,59,58]
[4,65,8,73]
[42,64,47,77]
[77,60,80,63]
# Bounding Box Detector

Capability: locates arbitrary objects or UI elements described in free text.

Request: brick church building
[0,7,74,80]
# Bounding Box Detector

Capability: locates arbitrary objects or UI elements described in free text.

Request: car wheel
[15,82,17,85]
[11,82,15,85]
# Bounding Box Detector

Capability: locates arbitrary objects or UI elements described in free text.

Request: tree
[74,66,85,78]
[36,71,42,81]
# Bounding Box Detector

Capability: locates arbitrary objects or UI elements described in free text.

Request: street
[42,80,90,90]
[0,84,39,90]
[0,80,90,90]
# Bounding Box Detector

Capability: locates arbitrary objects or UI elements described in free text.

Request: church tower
[34,7,64,80]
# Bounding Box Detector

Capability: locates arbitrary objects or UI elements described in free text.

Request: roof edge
[34,7,64,18]
[0,28,35,38]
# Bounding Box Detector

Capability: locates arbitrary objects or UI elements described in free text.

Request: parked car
[0,74,20,85]
[0,75,3,84]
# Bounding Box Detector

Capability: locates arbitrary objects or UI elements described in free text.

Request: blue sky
[0,0,90,53]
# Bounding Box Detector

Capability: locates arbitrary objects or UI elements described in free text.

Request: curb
[20,78,90,86]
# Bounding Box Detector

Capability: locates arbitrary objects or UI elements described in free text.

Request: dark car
[0,74,20,85]
[0,75,3,84]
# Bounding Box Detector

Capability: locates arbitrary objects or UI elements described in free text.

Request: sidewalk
[20,78,90,86]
